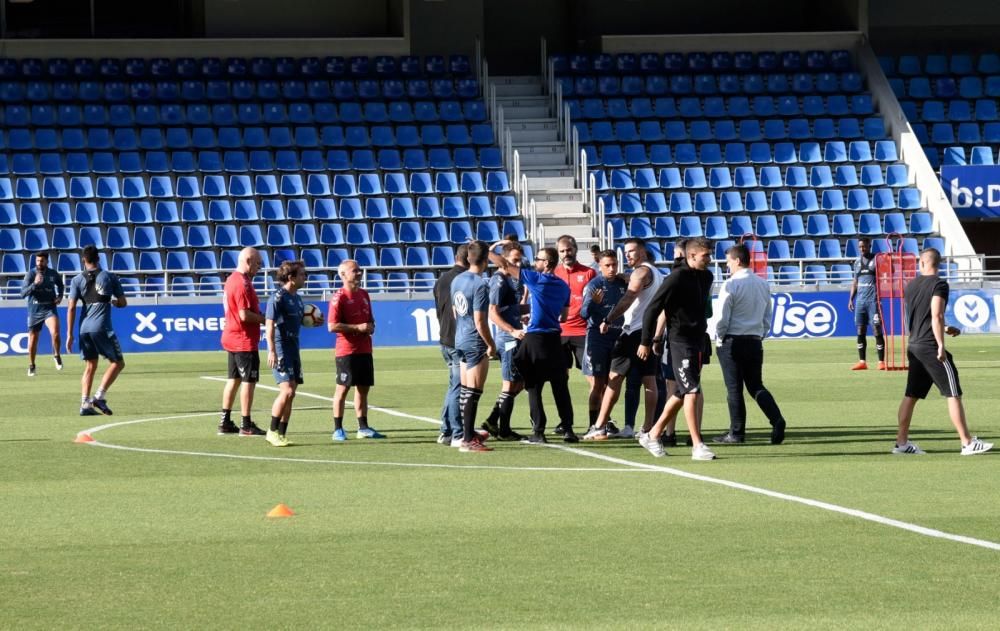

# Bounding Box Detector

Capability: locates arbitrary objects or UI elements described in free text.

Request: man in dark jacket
[432,244,469,444]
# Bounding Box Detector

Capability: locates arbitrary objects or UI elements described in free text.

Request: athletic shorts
[660,345,675,381]
[561,335,586,370]
[272,352,304,385]
[609,331,657,378]
[28,306,57,331]
[854,298,881,329]
[905,345,962,399]
[336,353,375,387]
[514,331,568,388]
[456,342,488,369]
[227,350,260,383]
[498,338,522,382]
[80,329,124,362]
[583,330,619,378]
[669,339,703,396]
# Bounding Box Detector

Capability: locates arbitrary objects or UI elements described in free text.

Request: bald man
[329,259,383,441]
[219,247,267,436]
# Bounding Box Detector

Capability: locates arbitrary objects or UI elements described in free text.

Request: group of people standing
[217,247,382,447]
[432,235,992,459]
[18,236,993,457]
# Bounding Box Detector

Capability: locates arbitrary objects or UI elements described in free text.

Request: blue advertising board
[1,290,998,356]
[941,165,1000,219]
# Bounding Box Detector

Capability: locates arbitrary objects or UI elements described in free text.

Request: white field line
[79,411,639,474]
[81,378,1000,551]
[539,443,1000,551]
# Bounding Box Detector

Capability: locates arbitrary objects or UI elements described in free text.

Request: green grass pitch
[2,337,999,629]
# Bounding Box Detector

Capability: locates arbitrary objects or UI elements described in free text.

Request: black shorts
[336,353,375,387]
[905,346,962,399]
[227,351,260,383]
[609,331,657,378]
[515,331,568,388]
[669,339,703,396]
[561,335,586,370]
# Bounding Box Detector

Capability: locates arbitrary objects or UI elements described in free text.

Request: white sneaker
[642,436,665,458]
[960,437,994,456]
[892,441,926,455]
[450,437,464,448]
[617,425,635,439]
[54,356,64,371]
[437,433,451,445]
[691,443,716,461]
[582,426,608,441]
[637,431,650,449]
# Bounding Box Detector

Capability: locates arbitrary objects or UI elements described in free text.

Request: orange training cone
[74,432,94,443]
[267,503,295,518]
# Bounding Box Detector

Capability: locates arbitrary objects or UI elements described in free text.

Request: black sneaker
[770,420,786,445]
[660,433,677,447]
[240,422,266,436]
[606,420,621,437]
[481,418,499,438]
[552,423,567,436]
[713,432,745,444]
[522,432,547,444]
[563,429,580,444]
[218,420,241,435]
[92,399,113,416]
[497,431,525,441]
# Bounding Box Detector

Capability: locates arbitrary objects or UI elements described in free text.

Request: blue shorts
[583,330,619,378]
[854,298,881,329]
[28,306,58,331]
[272,353,304,385]
[79,329,123,362]
[498,339,522,382]
[456,343,488,369]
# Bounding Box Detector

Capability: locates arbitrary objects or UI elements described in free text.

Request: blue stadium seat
[807,214,830,237]
[755,214,779,238]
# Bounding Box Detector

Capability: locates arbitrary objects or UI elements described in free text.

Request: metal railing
[527,198,537,243]
[520,173,529,214]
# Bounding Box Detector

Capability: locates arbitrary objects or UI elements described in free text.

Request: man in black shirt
[432,244,469,445]
[637,237,717,461]
[893,248,992,456]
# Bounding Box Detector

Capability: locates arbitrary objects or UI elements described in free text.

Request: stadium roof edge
[601,31,865,54]
[0,37,410,58]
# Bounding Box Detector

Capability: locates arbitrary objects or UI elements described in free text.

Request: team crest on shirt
[453,291,469,316]
[577,274,584,282]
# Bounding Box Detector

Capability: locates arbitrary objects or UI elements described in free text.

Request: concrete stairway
[491,75,594,248]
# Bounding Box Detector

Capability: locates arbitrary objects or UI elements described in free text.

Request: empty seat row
[0,99,488,128]
[0,195,520,227]
[0,55,473,81]
[553,50,853,76]
[940,145,1000,166]
[558,72,864,97]
[593,163,909,191]
[567,93,874,120]
[574,116,886,143]
[912,121,1000,146]
[0,218,528,254]
[0,123,497,151]
[0,77,481,103]
[880,53,1000,77]
[598,188,923,215]
[0,147,504,175]
[889,75,1000,100]
[900,98,999,122]
[602,212,933,243]
[0,170,511,201]
[584,139,898,167]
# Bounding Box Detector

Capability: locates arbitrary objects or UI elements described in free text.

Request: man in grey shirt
[712,243,786,445]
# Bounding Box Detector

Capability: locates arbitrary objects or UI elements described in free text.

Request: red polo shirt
[328,287,373,357]
[554,262,595,337]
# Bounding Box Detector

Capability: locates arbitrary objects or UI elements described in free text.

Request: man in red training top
[219,247,266,436]
[553,235,596,435]
[328,259,384,441]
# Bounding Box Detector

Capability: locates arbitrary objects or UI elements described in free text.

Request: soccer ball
[301,303,324,327]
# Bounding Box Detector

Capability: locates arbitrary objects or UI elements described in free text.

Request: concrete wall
[203,0,402,37]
